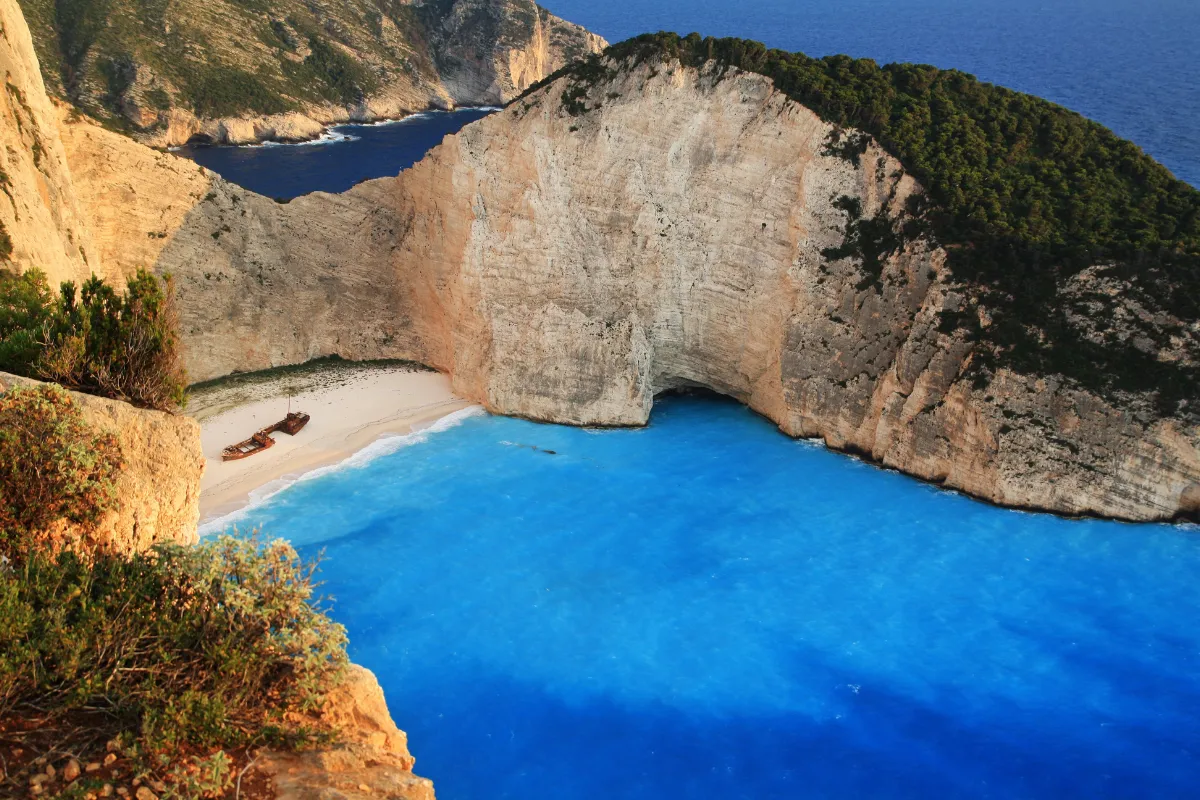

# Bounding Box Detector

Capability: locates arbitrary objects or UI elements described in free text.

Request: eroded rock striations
[0,371,203,553]
[0,0,100,286]
[18,0,604,146]
[4,0,1197,523]
[66,58,1196,523]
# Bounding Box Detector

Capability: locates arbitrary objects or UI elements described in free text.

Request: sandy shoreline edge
[193,363,475,529]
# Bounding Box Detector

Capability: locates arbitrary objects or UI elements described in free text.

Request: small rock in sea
[86,762,102,773]
[135,787,158,800]
[64,760,81,781]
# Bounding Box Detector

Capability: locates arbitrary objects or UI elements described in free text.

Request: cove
[174,108,495,200]
[212,393,1200,799]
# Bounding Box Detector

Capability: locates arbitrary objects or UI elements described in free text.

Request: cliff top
[520,32,1200,419]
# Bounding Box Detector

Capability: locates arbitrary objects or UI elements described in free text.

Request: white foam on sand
[199,404,486,536]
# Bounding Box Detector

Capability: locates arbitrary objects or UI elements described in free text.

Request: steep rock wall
[0,371,203,553]
[378,63,1200,522]
[0,0,99,286]
[262,665,435,800]
[51,59,1200,522]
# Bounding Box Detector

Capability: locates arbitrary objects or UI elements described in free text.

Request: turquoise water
[210,393,1200,798]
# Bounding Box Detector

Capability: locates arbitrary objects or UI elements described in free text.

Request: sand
[193,362,470,524]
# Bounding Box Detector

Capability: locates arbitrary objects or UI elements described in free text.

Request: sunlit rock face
[12,18,1196,522]
[0,372,204,553]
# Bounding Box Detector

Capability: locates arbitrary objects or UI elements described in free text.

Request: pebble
[100,785,114,798]
[44,764,56,779]
[103,753,118,767]
[86,762,102,773]
[116,788,129,798]
[135,787,158,800]
[64,760,81,781]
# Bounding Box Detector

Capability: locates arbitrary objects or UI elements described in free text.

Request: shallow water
[211,394,1200,799]
[174,108,495,200]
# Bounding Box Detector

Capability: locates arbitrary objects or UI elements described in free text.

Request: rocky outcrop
[0,0,100,286]
[56,60,1197,523]
[18,0,603,147]
[4,0,1195,526]
[0,371,203,553]
[261,665,435,800]
[426,0,608,105]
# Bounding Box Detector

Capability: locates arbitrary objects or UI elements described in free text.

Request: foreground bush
[0,535,349,785]
[0,268,187,411]
[0,383,122,563]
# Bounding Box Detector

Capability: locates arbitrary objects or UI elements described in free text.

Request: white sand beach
[193,363,470,524]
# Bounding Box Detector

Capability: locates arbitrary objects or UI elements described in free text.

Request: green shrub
[0,383,122,562]
[0,534,348,763]
[0,268,188,411]
[0,268,52,374]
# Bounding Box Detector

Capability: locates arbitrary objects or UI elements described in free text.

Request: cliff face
[263,665,435,800]
[17,0,603,146]
[59,61,1197,523]
[378,63,1200,523]
[0,0,100,286]
[0,371,203,553]
[7,0,1195,524]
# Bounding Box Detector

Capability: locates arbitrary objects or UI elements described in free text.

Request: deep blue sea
[208,395,1200,799]
[175,108,495,199]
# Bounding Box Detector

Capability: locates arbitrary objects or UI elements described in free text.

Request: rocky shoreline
[149,102,501,149]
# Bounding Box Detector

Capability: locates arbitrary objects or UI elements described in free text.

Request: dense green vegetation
[0,382,348,795]
[15,0,447,124]
[282,33,380,106]
[528,33,1200,416]
[0,269,188,412]
[180,63,291,118]
[0,384,121,561]
[0,536,348,795]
